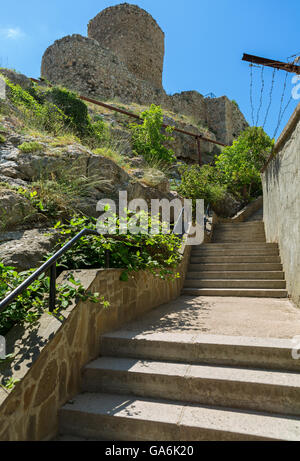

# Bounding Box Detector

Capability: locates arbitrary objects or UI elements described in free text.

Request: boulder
[0,229,60,270]
[0,188,36,231]
[211,192,243,218]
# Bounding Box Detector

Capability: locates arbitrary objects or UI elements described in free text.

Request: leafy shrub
[45,87,89,135]
[52,214,183,282]
[5,79,68,134]
[177,164,227,207]
[0,134,5,143]
[130,104,176,166]
[18,141,43,153]
[215,126,274,198]
[0,263,105,336]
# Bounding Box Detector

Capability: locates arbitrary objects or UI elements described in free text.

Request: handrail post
[49,263,57,312]
[105,249,110,269]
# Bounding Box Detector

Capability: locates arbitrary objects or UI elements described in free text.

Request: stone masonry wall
[262,102,300,308]
[0,242,191,441]
[88,3,165,89]
[41,34,166,106]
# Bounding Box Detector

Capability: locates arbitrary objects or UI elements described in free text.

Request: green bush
[130,104,176,166]
[0,134,6,143]
[177,164,227,207]
[5,79,68,134]
[215,126,274,199]
[0,263,104,336]
[45,87,89,135]
[18,141,43,153]
[52,214,183,282]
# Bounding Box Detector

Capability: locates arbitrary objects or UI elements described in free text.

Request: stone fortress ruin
[41,3,248,146]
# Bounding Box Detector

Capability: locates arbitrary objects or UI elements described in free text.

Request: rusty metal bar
[30,77,228,148]
[242,53,300,75]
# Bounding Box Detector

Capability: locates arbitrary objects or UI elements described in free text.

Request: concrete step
[192,249,279,256]
[100,331,300,372]
[59,392,300,441]
[186,271,285,280]
[195,243,278,250]
[216,222,264,228]
[213,229,265,234]
[213,241,265,245]
[214,225,265,234]
[82,357,300,416]
[184,279,286,289]
[182,288,287,298]
[189,263,283,271]
[190,255,280,264]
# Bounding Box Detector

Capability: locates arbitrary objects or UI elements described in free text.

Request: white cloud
[0,27,25,40]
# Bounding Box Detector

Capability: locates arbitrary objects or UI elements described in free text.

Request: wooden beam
[242,53,300,75]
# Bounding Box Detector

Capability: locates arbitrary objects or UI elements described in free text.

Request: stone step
[100,331,300,371]
[184,279,286,289]
[82,357,300,416]
[190,255,280,264]
[182,288,287,298]
[59,392,300,441]
[186,271,285,280]
[189,263,283,271]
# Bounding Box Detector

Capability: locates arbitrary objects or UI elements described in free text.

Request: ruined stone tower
[41,3,248,147]
[88,3,165,89]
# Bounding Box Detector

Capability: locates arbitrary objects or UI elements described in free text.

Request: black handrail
[0,212,189,315]
[0,228,100,314]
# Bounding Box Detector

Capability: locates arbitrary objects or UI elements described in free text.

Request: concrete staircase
[58,332,300,440]
[183,221,287,298]
[57,216,298,441]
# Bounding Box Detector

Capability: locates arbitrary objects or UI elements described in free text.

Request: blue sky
[0,0,299,139]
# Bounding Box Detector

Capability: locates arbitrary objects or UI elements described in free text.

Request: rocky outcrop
[0,229,59,270]
[0,115,178,270]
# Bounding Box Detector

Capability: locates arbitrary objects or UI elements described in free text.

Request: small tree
[130,104,176,166]
[215,127,274,199]
[177,164,227,208]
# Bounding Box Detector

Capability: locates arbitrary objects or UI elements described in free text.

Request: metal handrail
[0,228,101,314]
[0,214,187,315]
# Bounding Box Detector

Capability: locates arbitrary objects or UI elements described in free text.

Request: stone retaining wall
[0,241,191,440]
